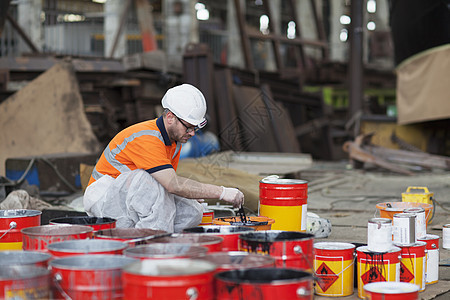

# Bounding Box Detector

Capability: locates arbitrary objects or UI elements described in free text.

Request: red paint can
[239,230,314,270]
[363,282,419,299]
[93,228,168,247]
[0,265,50,299]
[123,258,216,300]
[47,239,128,258]
[148,234,224,253]
[215,268,313,299]
[202,251,276,273]
[21,224,94,252]
[50,254,137,299]
[183,225,255,251]
[124,243,208,260]
[50,216,116,231]
[0,251,51,268]
[259,178,308,231]
[0,209,41,251]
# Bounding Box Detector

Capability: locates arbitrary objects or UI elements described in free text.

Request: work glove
[219,186,244,208]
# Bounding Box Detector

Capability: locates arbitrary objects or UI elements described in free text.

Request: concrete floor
[301,161,450,299]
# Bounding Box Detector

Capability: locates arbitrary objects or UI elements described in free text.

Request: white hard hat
[161,84,207,128]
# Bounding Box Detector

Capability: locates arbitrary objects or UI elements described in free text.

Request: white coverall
[83,169,203,233]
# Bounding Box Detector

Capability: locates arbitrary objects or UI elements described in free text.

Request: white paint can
[393,213,416,246]
[367,218,392,252]
[418,234,439,284]
[404,207,426,239]
[443,224,450,250]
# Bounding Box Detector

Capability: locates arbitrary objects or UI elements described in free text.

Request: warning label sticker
[316,263,339,292]
[361,267,386,285]
[400,261,415,283]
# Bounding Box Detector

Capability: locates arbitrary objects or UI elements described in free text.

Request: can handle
[405,186,429,193]
[53,273,73,300]
[0,221,17,240]
[296,287,311,297]
[186,287,198,300]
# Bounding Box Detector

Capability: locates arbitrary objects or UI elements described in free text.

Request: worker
[83,84,244,232]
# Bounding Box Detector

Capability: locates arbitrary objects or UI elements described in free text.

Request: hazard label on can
[400,261,415,283]
[361,267,386,285]
[316,263,339,292]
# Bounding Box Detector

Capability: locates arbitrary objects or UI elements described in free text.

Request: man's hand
[220,187,244,208]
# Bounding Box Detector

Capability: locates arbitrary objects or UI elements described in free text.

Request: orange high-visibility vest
[88,117,181,186]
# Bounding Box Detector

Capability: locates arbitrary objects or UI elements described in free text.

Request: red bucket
[47,239,128,258]
[239,230,314,270]
[49,216,116,231]
[50,254,137,299]
[22,224,94,252]
[124,243,208,260]
[259,178,308,231]
[93,228,168,247]
[148,234,224,253]
[363,282,420,300]
[0,265,50,299]
[0,251,51,268]
[123,258,216,300]
[183,225,255,251]
[215,268,314,299]
[0,209,41,251]
[202,251,276,273]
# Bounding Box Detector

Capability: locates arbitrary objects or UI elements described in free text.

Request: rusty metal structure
[0,0,409,162]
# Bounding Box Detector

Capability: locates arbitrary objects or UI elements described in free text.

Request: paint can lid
[314,242,355,250]
[403,207,425,213]
[393,213,416,218]
[356,245,401,254]
[364,282,420,294]
[368,218,391,224]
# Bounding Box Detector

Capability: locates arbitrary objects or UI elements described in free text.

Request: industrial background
[0,0,449,299]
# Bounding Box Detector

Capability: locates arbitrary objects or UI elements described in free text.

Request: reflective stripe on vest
[93,129,173,180]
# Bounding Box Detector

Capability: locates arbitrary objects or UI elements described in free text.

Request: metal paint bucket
[363,282,419,300]
[418,234,439,284]
[396,241,426,291]
[215,268,314,299]
[393,213,416,246]
[93,228,168,247]
[147,234,224,253]
[50,254,137,299]
[0,209,41,251]
[356,245,401,299]
[123,258,216,300]
[50,216,116,231]
[124,243,208,260]
[259,178,308,231]
[183,225,255,251]
[201,251,276,273]
[403,207,426,240]
[21,224,94,253]
[238,230,314,270]
[0,265,50,299]
[199,210,214,226]
[213,216,275,231]
[443,224,450,249]
[0,251,51,268]
[313,242,355,297]
[47,239,128,258]
[367,218,393,252]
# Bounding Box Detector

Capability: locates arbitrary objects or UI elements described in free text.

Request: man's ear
[166,111,175,125]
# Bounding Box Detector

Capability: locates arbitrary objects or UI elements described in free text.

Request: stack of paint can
[393,212,426,292]
[356,218,401,298]
[404,206,440,286]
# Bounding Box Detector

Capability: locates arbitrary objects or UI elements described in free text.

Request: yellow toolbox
[402,186,434,223]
